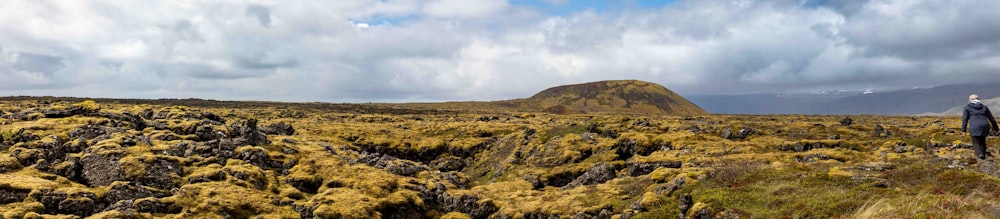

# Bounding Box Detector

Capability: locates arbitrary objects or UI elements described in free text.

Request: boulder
[228,119,270,146]
[262,122,295,135]
[134,157,183,189]
[102,182,167,205]
[431,156,466,172]
[69,124,109,140]
[721,126,756,140]
[564,163,617,188]
[194,125,224,141]
[80,151,126,187]
[353,152,429,177]
[42,105,92,118]
[418,182,499,218]
[627,161,682,176]
[841,117,854,126]
[32,189,101,216]
[0,185,30,204]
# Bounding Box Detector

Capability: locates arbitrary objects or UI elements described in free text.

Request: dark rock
[262,122,295,135]
[150,121,169,131]
[11,148,43,167]
[10,128,40,144]
[238,146,272,169]
[285,176,322,194]
[524,128,536,141]
[102,182,167,205]
[874,125,885,137]
[655,177,686,196]
[431,156,466,172]
[564,163,617,188]
[796,153,846,163]
[105,198,180,214]
[778,141,843,152]
[187,170,227,184]
[632,118,652,127]
[386,159,427,177]
[353,152,429,177]
[202,112,226,124]
[134,157,183,189]
[894,142,909,153]
[545,170,582,187]
[228,168,269,190]
[678,194,693,219]
[829,134,841,140]
[627,161,682,176]
[282,138,298,145]
[166,142,194,157]
[93,112,147,131]
[0,185,30,204]
[278,146,299,155]
[841,117,854,126]
[122,137,138,147]
[42,105,92,118]
[418,183,499,218]
[33,189,101,216]
[47,156,82,180]
[194,125,224,141]
[294,204,317,218]
[721,126,756,140]
[69,124,108,140]
[524,174,544,189]
[228,119,270,146]
[139,109,154,120]
[690,207,713,219]
[80,151,126,187]
[572,206,614,219]
[615,139,638,160]
[442,172,471,189]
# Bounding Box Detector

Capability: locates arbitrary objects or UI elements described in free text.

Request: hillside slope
[936,97,1000,116]
[513,80,706,115]
[405,80,707,115]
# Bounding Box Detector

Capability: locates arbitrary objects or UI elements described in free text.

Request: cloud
[0,0,999,102]
[422,0,510,19]
[246,5,272,28]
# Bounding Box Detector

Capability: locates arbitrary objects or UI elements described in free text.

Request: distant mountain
[688,92,856,114]
[514,80,707,115]
[404,80,707,115]
[689,82,1000,115]
[936,97,1000,116]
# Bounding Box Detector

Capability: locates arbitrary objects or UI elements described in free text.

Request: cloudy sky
[2,0,999,102]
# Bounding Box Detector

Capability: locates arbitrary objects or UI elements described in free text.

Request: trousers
[971,135,988,158]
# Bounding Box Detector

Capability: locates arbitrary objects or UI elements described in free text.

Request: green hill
[405,80,707,116]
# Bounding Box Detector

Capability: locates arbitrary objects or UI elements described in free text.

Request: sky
[1,0,999,102]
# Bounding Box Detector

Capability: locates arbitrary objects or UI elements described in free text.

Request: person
[962,94,998,159]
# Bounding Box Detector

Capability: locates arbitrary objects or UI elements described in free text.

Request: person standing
[962,94,998,160]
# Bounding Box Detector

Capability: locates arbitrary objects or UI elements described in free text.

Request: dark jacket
[962,101,998,137]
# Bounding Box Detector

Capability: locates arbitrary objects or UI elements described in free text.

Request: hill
[405,80,707,116]
[513,80,707,115]
[689,81,1000,115]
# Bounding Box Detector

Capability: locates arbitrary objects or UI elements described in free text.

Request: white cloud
[422,0,509,19]
[1,0,999,101]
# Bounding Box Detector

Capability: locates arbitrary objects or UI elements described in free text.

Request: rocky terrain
[1,97,1000,218]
